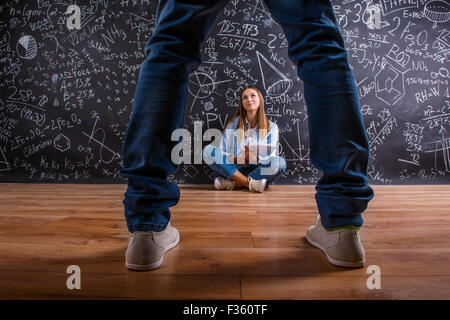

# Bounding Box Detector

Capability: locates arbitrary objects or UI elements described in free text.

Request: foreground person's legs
[264,0,374,267]
[121,0,228,270]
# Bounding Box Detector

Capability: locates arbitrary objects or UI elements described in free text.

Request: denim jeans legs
[120,0,374,232]
[202,145,287,185]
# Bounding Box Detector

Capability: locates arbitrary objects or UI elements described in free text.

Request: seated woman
[203,86,286,193]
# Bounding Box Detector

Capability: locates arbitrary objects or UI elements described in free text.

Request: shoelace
[225,180,234,191]
[248,177,258,192]
[220,178,234,191]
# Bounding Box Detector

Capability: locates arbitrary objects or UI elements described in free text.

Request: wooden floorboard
[0,184,449,299]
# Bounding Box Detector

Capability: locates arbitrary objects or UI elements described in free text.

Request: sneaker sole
[125,229,180,271]
[305,229,365,268]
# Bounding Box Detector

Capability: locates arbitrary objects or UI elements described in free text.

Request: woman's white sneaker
[248,177,267,193]
[214,177,236,190]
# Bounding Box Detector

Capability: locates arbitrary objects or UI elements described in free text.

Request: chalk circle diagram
[256,51,292,97]
[424,0,450,28]
[188,72,216,99]
[17,35,37,59]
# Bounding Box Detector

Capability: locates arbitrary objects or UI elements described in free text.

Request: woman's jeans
[120,0,374,232]
[202,145,287,185]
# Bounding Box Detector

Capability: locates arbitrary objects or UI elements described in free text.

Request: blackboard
[0,0,449,185]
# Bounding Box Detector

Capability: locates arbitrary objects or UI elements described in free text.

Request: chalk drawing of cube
[54,134,70,152]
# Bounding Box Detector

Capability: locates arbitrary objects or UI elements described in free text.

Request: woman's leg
[232,170,250,188]
[203,145,255,188]
[203,144,238,178]
[247,156,287,185]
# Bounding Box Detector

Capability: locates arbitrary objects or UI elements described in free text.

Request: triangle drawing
[256,50,292,97]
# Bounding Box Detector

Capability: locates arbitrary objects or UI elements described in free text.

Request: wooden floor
[0,183,449,300]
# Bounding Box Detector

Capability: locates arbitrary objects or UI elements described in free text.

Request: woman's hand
[245,145,258,164]
[234,145,258,164]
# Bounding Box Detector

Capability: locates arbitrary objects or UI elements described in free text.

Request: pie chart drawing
[188,72,216,99]
[17,35,37,59]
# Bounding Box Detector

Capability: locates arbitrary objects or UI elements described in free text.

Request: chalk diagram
[281,120,309,162]
[0,146,11,172]
[128,13,154,33]
[81,117,121,164]
[424,0,450,29]
[256,51,292,97]
[187,68,232,112]
[425,132,450,172]
[183,164,199,178]
[375,61,406,106]
[17,35,37,59]
[54,134,70,152]
[188,72,216,99]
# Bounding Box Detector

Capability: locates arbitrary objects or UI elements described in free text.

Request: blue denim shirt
[219,116,279,165]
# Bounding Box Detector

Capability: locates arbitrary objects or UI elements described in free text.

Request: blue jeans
[202,145,286,185]
[120,0,374,232]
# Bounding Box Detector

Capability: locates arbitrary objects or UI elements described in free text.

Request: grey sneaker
[214,177,236,190]
[248,177,267,193]
[125,223,180,271]
[306,215,365,268]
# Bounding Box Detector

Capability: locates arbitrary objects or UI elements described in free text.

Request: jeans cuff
[128,223,168,232]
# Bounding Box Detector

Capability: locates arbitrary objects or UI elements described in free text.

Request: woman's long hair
[222,86,270,143]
